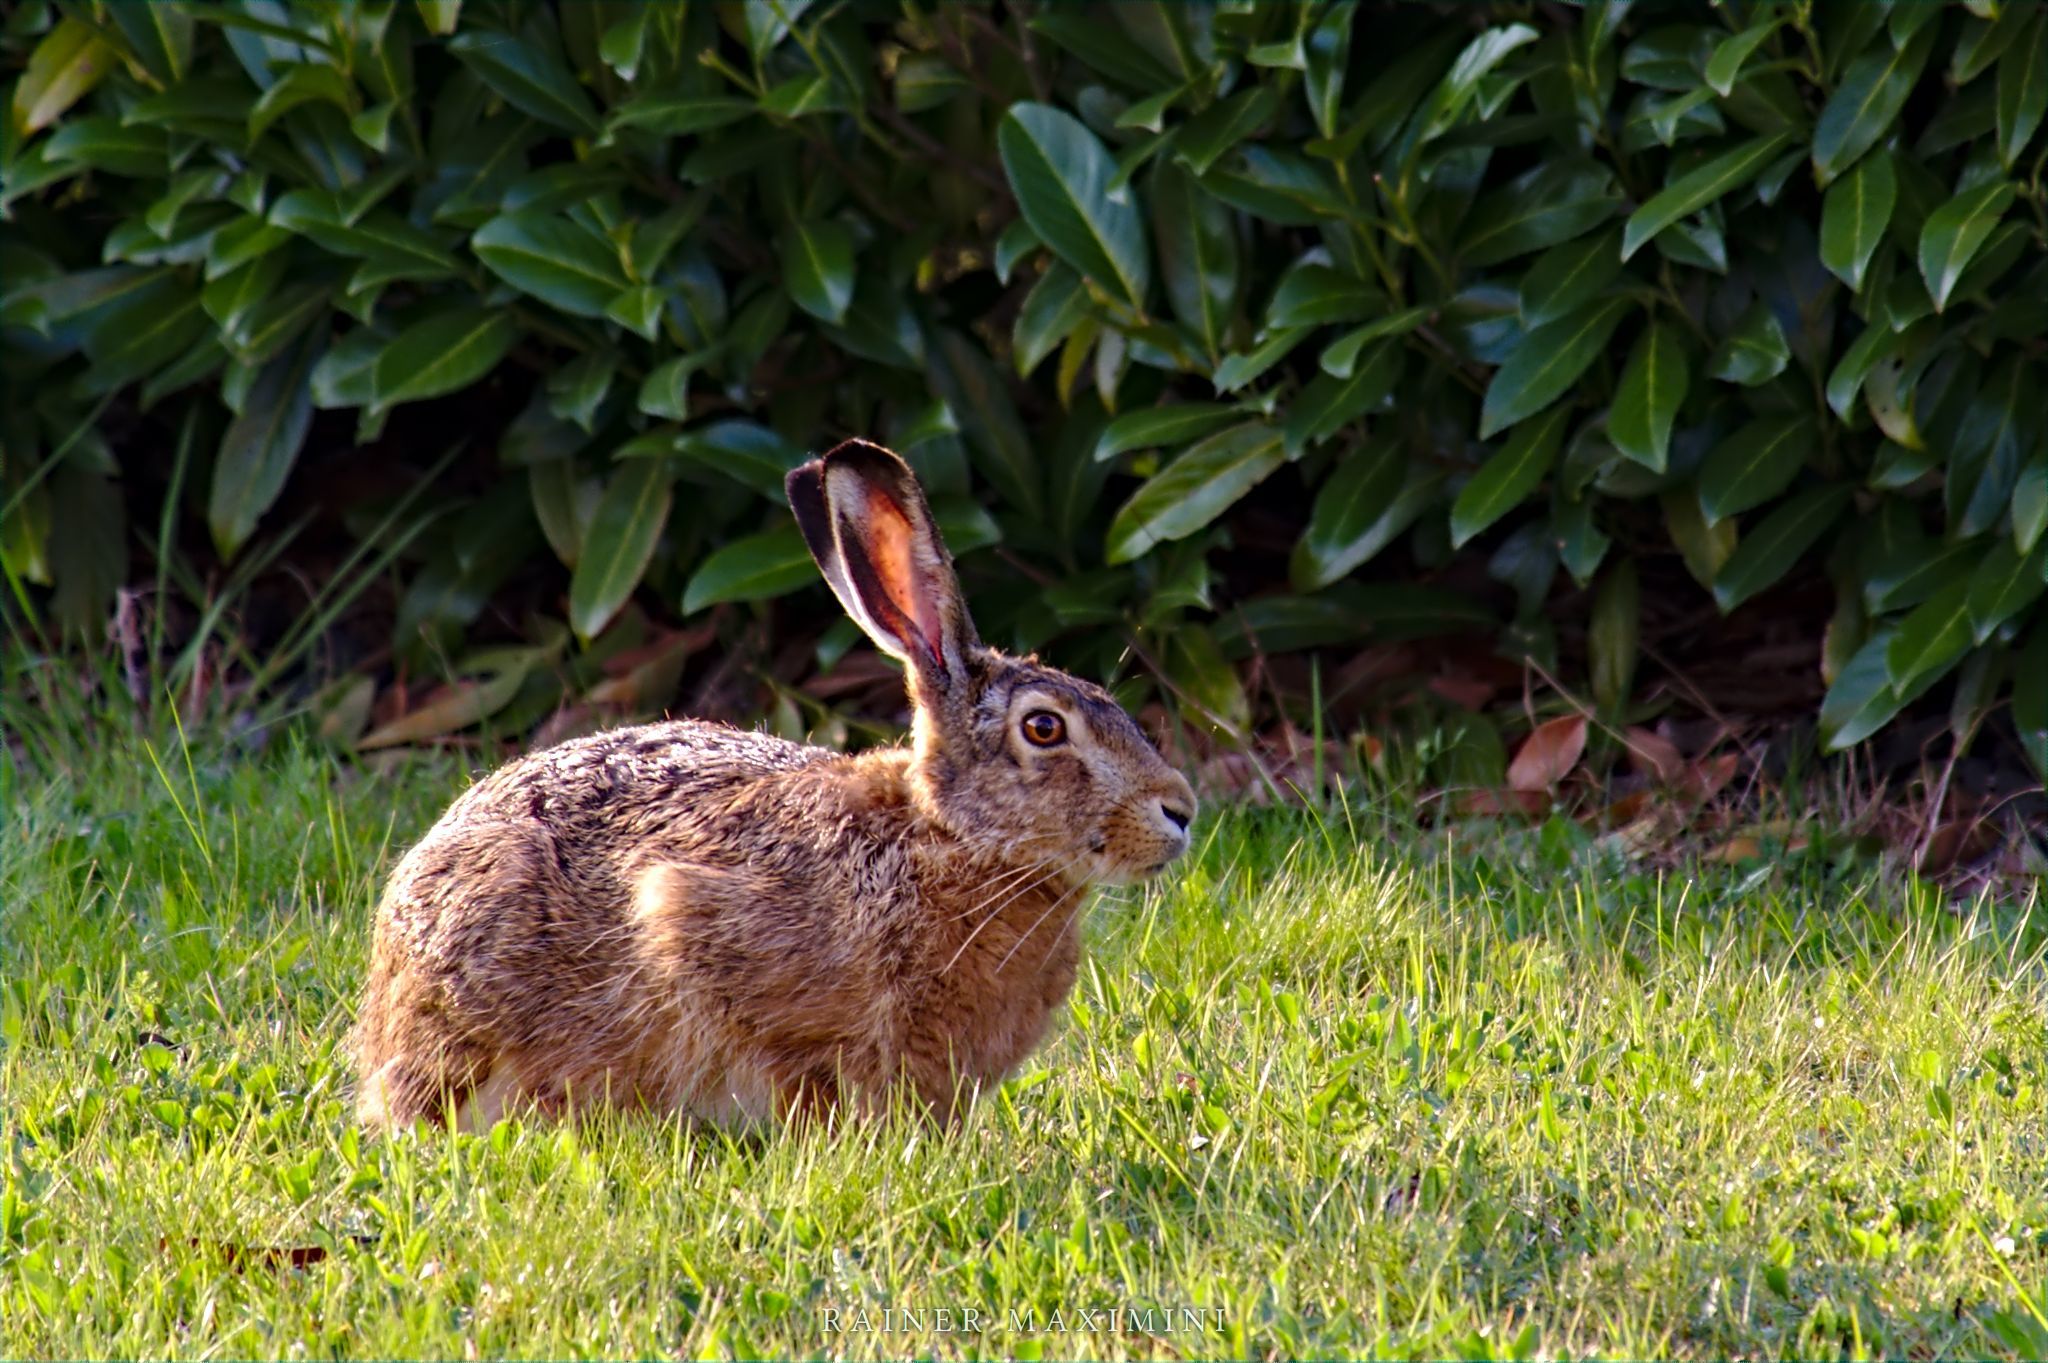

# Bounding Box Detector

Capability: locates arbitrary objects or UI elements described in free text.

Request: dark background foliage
[2,0,2045,794]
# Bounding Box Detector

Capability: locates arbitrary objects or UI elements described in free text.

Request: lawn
[3,731,2046,1359]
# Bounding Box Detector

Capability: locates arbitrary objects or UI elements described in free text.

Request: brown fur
[353,441,1195,1130]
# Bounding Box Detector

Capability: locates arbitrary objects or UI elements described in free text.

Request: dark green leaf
[1966,537,2048,642]
[1291,443,1436,590]
[1266,263,1380,329]
[999,103,1151,310]
[1887,577,1975,691]
[1706,16,1783,97]
[1819,152,1896,290]
[570,459,673,639]
[1453,406,1569,548]
[1609,321,1688,471]
[1213,326,1312,394]
[1459,160,1622,268]
[1174,86,1280,177]
[673,419,806,499]
[1918,178,2016,309]
[1106,422,1284,564]
[1706,303,1790,386]
[1479,296,1630,438]
[1699,412,1816,523]
[1712,485,1852,612]
[2014,452,2048,554]
[1622,133,1794,260]
[779,218,855,325]
[1996,13,2048,170]
[1283,340,1403,458]
[1589,557,1640,711]
[1518,227,1623,328]
[1812,20,1937,182]
[928,328,1042,521]
[1155,160,1228,366]
[1014,265,1089,378]
[681,526,814,613]
[448,25,601,137]
[607,93,753,136]
[370,306,519,414]
[209,330,321,558]
[1095,403,1242,463]
[108,3,196,87]
[473,210,630,317]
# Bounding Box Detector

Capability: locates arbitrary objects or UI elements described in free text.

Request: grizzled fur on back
[353,441,1196,1131]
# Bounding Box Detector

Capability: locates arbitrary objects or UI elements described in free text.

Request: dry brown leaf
[1456,788,1551,818]
[1624,727,1685,785]
[359,668,526,750]
[1917,819,1997,873]
[1706,835,1762,863]
[1682,752,1739,801]
[1507,715,1587,792]
[1428,674,1497,710]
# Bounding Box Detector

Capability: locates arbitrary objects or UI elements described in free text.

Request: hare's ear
[786,439,977,685]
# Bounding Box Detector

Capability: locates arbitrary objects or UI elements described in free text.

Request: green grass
[4,731,2048,1360]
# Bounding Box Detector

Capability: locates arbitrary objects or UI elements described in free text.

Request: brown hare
[353,439,1197,1130]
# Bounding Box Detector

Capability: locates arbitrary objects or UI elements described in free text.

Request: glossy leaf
[1146,155,1236,360]
[1712,485,1852,612]
[1621,133,1793,261]
[1699,413,1817,523]
[681,527,816,614]
[1819,152,1896,291]
[1479,297,1630,438]
[448,24,600,136]
[1106,423,1284,564]
[779,218,855,325]
[1705,304,1790,387]
[570,459,672,639]
[1997,13,2048,170]
[1918,179,2016,309]
[1292,444,1435,590]
[370,307,518,413]
[209,331,320,557]
[473,211,629,318]
[1966,538,2048,642]
[1095,404,1243,463]
[1812,20,1937,183]
[1452,407,1569,548]
[1518,228,1623,328]
[999,103,1151,310]
[1887,578,1975,692]
[1609,321,1688,471]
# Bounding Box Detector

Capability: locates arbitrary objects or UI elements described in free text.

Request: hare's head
[788,441,1196,885]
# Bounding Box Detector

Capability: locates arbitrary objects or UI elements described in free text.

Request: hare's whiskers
[936,854,1079,976]
[989,858,1092,977]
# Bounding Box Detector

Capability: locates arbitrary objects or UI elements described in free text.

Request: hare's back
[446,719,830,835]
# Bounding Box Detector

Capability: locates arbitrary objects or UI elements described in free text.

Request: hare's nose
[1159,802,1193,834]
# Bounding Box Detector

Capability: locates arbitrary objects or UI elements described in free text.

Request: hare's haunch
[353,440,1196,1129]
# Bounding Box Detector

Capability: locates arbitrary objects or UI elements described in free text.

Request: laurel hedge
[2,0,2044,774]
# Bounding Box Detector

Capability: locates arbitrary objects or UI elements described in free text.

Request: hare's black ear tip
[820,438,912,480]
[785,459,825,505]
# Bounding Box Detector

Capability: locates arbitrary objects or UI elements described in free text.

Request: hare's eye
[1021,710,1066,747]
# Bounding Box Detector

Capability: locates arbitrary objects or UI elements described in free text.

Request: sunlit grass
[3,732,2047,1358]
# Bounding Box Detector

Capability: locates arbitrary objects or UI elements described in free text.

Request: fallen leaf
[1624,727,1685,785]
[1706,835,1762,863]
[1917,819,1996,873]
[1507,715,1587,792]
[1428,673,1498,710]
[1682,752,1739,801]
[1456,788,1551,817]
